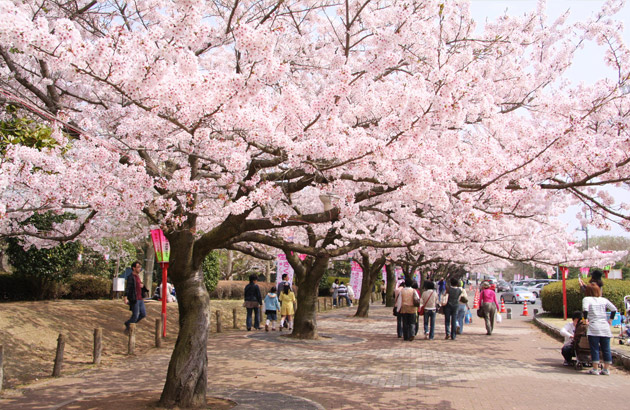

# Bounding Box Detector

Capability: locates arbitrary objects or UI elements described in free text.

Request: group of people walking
[394,277,501,341]
[244,273,297,331]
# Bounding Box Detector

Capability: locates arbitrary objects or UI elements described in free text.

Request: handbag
[392,306,398,316]
[477,305,485,318]
[413,294,421,307]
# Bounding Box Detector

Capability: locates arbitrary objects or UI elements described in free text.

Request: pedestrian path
[1,303,629,409]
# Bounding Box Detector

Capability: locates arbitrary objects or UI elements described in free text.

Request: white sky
[471,0,630,239]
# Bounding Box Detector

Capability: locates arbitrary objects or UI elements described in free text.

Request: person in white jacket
[347,285,355,307]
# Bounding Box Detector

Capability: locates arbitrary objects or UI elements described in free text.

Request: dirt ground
[0,298,249,390]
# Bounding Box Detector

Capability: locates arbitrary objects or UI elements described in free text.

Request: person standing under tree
[244,274,263,331]
[583,283,617,375]
[123,261,146,334]
[331,278,339,307]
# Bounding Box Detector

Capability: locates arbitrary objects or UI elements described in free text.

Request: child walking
[279,285,297,331]
[263,286,281,331]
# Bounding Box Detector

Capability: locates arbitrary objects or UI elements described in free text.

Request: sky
[471,0,630,239]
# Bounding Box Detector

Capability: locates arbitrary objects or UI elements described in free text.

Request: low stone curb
[533,314,630,371]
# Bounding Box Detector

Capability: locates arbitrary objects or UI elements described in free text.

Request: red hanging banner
[150,229,170,337]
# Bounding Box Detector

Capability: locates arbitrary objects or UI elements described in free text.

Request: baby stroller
[573,319,592,370]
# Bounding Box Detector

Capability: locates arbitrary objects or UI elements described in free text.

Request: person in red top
[479,281,500,335]
[123,261,146,334]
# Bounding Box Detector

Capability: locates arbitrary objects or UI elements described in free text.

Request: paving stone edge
[533,314,630,371]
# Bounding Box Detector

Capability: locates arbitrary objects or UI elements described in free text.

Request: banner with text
[276,254,294,286]
[350,261,363,299]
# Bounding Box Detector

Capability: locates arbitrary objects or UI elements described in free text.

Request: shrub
[6,229,80,300]
[66,274,111,299]
[202,251,221,293]
[208,280,297,299]
[0,273,38,301]
[541,279,630,316]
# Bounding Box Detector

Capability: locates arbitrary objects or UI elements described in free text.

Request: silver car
[527,283,546,298]
[501,286,536,304]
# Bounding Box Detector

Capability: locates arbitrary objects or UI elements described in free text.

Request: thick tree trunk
[354,274,374,317]
[385,264,396,307]
[159,232,210,408]
[355,254,385,318]
[291,257,328,339]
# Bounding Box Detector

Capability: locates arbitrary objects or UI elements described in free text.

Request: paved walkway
[1,303,629,409]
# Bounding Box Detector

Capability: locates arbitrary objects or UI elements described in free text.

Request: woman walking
[479,281,500,335]
[419,281,439,339]
[279,285,297,331]
[583,283,617,375]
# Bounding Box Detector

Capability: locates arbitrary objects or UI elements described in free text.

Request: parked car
[501,286,536,304]
[497,280,511,292]
[527,283,546,298]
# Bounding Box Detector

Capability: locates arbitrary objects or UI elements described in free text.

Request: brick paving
[1,303,629,409]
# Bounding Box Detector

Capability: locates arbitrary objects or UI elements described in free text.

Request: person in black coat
[244,274,263,330]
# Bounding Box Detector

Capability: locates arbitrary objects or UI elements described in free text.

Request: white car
[527,283,546,298]
[501,286,537,304]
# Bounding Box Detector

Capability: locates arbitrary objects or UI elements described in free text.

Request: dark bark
[355,253,386,318]
[159,231,210,408]
[290,255,329,339]
[385,264,396,307]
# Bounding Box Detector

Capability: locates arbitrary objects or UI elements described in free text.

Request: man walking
[124,261,146,334]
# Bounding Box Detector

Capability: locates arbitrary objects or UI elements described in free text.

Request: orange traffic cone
[500,298,507,314]
[521,300,529,316]
[473,291,480,309]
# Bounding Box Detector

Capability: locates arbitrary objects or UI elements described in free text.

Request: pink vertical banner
[381,266,387,285]
[350,261,363,299]
[579,267,590,277]
[276,254,294,286]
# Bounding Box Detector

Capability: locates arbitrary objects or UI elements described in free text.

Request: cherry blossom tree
[1,0,630,407]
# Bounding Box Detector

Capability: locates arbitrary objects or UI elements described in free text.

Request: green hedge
[541,279,630,316]
[208,280,298,300]
[66,274,111,299]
